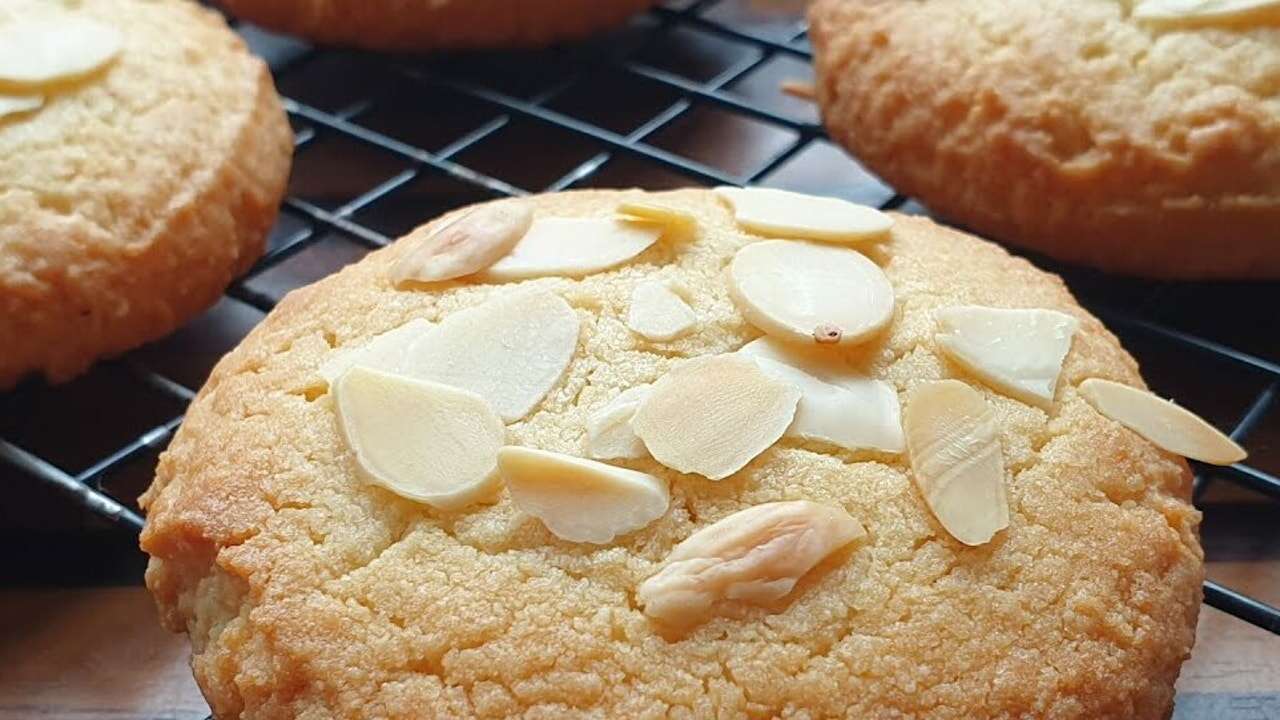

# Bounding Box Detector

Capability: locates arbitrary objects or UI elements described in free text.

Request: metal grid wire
[2,0,1278,643]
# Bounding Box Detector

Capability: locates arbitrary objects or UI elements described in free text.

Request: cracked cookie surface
[809,0,1280,279]
[0,0,292,388]
[141,188,1202,719]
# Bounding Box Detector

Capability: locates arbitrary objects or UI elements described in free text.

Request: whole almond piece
[1079,378,1246,465]
[637,500,864,626]
[391,202,532,285]
[904,380,1009,546]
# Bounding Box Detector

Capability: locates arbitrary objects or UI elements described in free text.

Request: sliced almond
[618,201,698,232]
[1134,0,1280,23]
[0,17,123,89]
[714,187,892,244]
[627,280,698,342]
[904,380,1009,546]
[739,337,904,454]
[631,354,800,480]
[585,384,652,460]
[318,318,435,385]
[499,446,669,544]
[481,218,660,281]
[405,290,579,422]
[0,94,42,118]
[637,500,864,626]
[334,367,505,510]
[727,240,895,346]
[1079,379,1246,465]
[391,202,532,285]
[935,306,1079,408]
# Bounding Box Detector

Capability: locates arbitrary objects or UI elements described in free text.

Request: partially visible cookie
[809,0,1280,278]
[0,0,293,388]
[141,188,1207,719]
[217,0,655,50]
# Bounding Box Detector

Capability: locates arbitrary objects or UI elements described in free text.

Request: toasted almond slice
[334,367,505,510]
[391,202,532,285]
[618,201,698,231]
[714,187,892,244]
[318,318,435,385]
[405,290,579,422]
[0,94,42,118]
[499,446,669,544]
[637,501,864,626]
[627,280,698,342]
[739,337,904,453]
[631,354,800,480]
[935,306,1079,408]
[481,218,660,281]
[1079,379,1246,465]
[0,17,123,89]
[585,384,652,460]
[1134,0,1280,23]
[904,380,1009,546]
[727,240,895,346]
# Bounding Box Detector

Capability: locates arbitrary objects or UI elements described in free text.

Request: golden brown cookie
[0,0,292,389]
[218,0,656,50]
[809,0,1280,279]
[141,188,1204,719]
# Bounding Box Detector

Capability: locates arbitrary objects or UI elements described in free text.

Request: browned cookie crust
[809,0,1280,279]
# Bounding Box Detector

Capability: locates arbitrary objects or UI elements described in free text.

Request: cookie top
[141,189,1203,719]
[0,0,292,387]
[809,0,1280,278]
[218,0,655,50]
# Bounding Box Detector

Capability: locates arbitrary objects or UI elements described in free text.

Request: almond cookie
[0,0,292,388]
[141,188,1211,719]
[217,0,655,50]
[809,0,1280,279]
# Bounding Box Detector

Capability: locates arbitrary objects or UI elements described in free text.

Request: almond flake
[904,380,1009,546]
[935,305,1079,408]
[0,17,122,88]
[334,367,505,510]
[585,384,652,460]
[714,187,893,244]
[738,337,904,454]
[618,201,698,232]
[391,202,532,285]
[1079,378,1246,465]
[631,354,800,480]
[481,218,660,281]
[1134,0,1280,23]
[499,446,669,544]
[0,94,42,118]
[405,290,579,422]
[627,280,698,342]
[727,240,895,346]
[318,319,435,385]
[637,500,864,626]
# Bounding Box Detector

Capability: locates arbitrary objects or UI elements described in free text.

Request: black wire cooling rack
[2,0,1278,644]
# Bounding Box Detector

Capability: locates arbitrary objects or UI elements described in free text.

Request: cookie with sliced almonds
[141,189,1206,719]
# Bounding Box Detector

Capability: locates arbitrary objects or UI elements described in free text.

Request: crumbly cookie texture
[0,0,292,388]
[217,0,655,50]
[808,0,1280,279]
[141,189,1202,719]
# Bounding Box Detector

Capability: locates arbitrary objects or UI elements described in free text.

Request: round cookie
[808,0,1280,279]
[0,0,292,388]
[140,189,1203,719]
[217,0,655,50]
